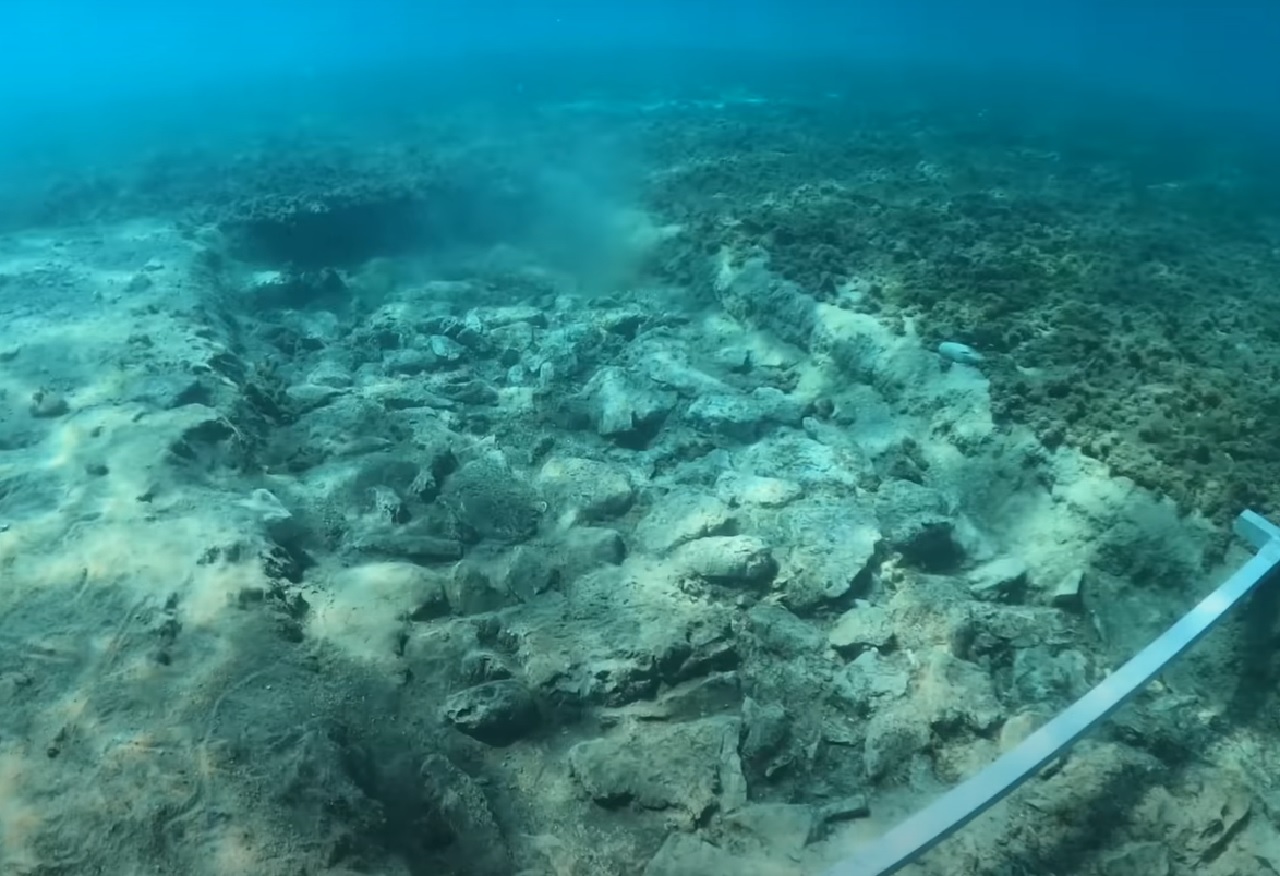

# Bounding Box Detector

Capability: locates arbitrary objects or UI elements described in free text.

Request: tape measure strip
[822,510,1280,876]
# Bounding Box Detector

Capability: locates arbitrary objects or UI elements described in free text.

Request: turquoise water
[0,4,1277,876]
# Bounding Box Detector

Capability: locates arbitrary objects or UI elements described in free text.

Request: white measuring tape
[822,510,1280,876]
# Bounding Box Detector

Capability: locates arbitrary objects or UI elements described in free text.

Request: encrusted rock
[578,366,676,446]
[769,499,882,612]
[442,679,539,746]
[714,472,803,508]
[441,453,544,544]
[535,456,635,523]
[383,348,438,376]
[828,604,895,656]
[447,560,516,615]
[351,529,464,564]
[635,489,735,554]
[568,716,743,825]
[29,389,69,418]
[864,703,931,781]
[419,754,513,875]
[835,650,911,713]
[874,478,964,571]
[673,535,777,587]
[968,556,1029,602]
[736,433,863,489]
[684,387,806,442]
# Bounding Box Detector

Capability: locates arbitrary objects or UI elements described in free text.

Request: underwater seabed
[1,86,1279,876]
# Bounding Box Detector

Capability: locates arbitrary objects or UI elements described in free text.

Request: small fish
[937,341,984,366]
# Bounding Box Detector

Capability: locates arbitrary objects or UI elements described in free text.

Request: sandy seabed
[2,78,1280,876]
